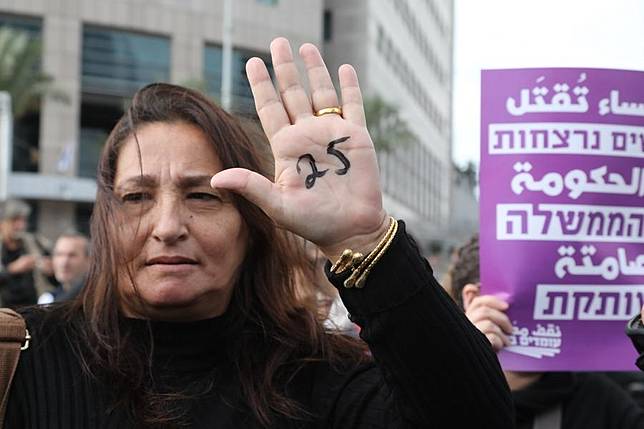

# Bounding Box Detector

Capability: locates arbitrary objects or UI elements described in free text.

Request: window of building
[323,10,333,42]
[256,0,279,5]
[204,45,272,116]
[0,14,43,173]
[204,45,224,101]
[79,26,170,178]
[75,203,94,236]
[81,26,170,97]
[78,96,123,178]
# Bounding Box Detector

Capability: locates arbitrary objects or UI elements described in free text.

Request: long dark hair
[63,83,366,427]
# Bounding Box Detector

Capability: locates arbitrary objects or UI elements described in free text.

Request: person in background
[0,199,56,308]
[627,307,644,372]
[38,232,90,304]
[448,235,644,429]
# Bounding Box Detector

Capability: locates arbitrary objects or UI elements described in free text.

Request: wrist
[320,213,390,264]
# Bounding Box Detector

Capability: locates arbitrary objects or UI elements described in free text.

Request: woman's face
[113,121,247,320]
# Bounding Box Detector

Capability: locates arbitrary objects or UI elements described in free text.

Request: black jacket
[515,372,644,429]
[628,314,644,371]
[0,240,38,307]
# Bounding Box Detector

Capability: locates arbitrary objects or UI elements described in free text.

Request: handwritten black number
[296,154,328,189]
[327,136,351,175]
[296,136,351,189]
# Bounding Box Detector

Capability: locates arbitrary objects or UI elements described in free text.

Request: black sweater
[5,222,513,428]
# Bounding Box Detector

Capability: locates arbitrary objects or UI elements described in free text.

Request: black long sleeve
[327,221,514,428]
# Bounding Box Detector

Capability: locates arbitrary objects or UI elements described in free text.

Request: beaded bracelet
[330,217,398,288]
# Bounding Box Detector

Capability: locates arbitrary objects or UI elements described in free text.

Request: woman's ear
[461,283,481,311]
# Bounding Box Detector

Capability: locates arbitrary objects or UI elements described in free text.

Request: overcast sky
[452,0,644,167]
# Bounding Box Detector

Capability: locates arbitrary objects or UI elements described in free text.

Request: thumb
[211,168,282,217]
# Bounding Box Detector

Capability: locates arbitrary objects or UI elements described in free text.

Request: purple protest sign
[480,68,644,371]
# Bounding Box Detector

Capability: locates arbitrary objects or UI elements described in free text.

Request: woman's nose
[151,196,188,244]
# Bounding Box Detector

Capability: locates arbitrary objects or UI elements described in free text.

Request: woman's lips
[145,256,198,265]
[145,256,198,273]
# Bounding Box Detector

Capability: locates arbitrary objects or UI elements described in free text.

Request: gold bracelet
[330,218,394,275]
[351,219,398,288]
[344,217,397,288]
[330,249,364,274]
[329,217,398,288]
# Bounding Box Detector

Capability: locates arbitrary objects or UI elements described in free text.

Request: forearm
[328,221,514,428]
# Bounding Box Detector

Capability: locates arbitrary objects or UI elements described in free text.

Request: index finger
[246,57,290,139]
[468,295,509,312]
[467,306,514,335]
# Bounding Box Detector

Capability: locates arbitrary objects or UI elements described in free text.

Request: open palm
[211,38,388,258]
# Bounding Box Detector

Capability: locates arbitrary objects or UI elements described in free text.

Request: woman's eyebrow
[114,174,214,193]
[114,175,157,192]
[177,175,215,189]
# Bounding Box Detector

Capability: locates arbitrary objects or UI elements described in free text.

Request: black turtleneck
[7,312,244,428]
[5,222,513,428]
[130,315,230,376]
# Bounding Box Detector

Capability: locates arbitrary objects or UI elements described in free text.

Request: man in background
[447,235,644,429]
[38,232,89,304]
[0,199,56,308]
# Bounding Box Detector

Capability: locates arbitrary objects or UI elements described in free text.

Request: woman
[6,38,513,428]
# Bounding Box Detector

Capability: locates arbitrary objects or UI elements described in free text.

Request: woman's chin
[119,275,234,319]
[142,284,202,308]
[132,284,230,320]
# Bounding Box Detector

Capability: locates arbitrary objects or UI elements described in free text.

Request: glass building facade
[204,45,272,116]
[79,26,170,177]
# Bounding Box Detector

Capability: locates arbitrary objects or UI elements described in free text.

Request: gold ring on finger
[314,106,343,117]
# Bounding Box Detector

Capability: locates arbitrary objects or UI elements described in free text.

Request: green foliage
[0,27,65,119]
[363,94,416,153]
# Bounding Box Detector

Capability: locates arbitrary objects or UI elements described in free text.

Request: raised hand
[464,292,513,352]
[210,38,388,260]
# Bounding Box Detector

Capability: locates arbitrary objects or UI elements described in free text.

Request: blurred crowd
[0,199,89,309]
